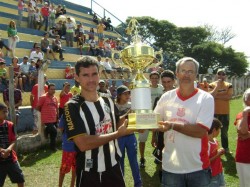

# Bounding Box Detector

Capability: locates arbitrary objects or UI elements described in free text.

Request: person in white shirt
[20,56,31,87]
[101,58,116,79]
[30,45,44,62]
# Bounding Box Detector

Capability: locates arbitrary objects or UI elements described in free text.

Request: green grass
[5,97,243,187]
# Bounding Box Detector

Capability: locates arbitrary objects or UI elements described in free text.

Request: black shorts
[0,161,25,186]
[76,164,125,187]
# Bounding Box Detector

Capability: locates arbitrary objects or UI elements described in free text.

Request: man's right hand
[117,119,134,137]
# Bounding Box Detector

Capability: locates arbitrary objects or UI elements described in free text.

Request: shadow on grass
[221,153,237,178]
[18,144,62,167]
[140,164,161,187]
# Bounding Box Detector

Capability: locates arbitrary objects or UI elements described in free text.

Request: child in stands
[58,115,76,187]
[65,64,74,79]
[0,103,25,187]
[0,58,8,86]
[208,118,226,187]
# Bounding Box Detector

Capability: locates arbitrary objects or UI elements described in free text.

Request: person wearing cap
[20,56,31,88]
[209,69,233,154]
[116,85,143,187]
[0,58,7,86]
[97,80,112,98]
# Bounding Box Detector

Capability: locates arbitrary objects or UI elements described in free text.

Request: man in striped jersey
[64,56,131,187]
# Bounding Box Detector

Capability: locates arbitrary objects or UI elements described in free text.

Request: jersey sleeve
[64,101,87,140]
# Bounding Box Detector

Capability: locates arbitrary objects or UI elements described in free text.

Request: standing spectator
[0,58,7,86]
[33,7,43,30]
[49,4,56,28]
[20,56,31,88]
[208,118,226,187]
[52,35,64,61]
[0,103,25,187]
[30,45,44,62]
[27,2,35,29]
[209,69,233,154]
[96,22,106,41]
[59,82,73,118]
[36,83,59,151]
[96,38,105,57]
[88,27,95,40]
[58,115,76,187]
[234,88,250,187]
[0,35,12,58]
[17,0,25,27]
[77,33,86,56]
[3,81,22,125]
[40,2,50,31]
[63,56,130,187]
[116,85,142,187]
[30,76,48,134]
[70,80,81,96]
[139,71,164,168]
[12,57,24,92]
[7,20,18,57]
[104,38,111,58]
[41,32,57,60]
[88,38,96,56]
[154,57,214,187]
[65,17,75,47]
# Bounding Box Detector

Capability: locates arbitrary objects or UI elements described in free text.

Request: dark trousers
[44,123,57,149]
[214,114,229,149]
[53,46,63,58]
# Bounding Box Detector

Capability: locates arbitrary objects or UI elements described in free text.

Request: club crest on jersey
[177,108,185,117]
[104,103,111,114]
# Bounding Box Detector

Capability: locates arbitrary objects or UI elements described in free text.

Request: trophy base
[127,113,160,129]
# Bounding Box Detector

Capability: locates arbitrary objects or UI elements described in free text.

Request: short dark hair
[48,83,56,89]
[161,70,175,80]
[149,71,160,79]
[0,103,7,111]
[208,118,222,134]
[75,56,99,76]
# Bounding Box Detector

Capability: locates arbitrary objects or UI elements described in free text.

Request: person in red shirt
[59,82,73,118]
[40,2,49,31]
[234,88,250,187]
[36,83,59,151]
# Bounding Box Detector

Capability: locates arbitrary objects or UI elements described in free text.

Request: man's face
[23,58,28,63]
[0,107,8,120]
[48,86,56,96]
[161,77,174,91]
[176,60,196,85]
[75,65,99,93]
[217,71,226,81]
[150,74,160,87]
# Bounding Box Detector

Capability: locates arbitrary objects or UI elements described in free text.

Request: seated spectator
[49,27,58,38]
[106,17,113,31]
[88,38,97,56]
[96,38,105,57]
[33,7,43,30]
[55,4,63,18]
[92,13,98,24]
[88,27,95,40]
[20,56,31,88]
[65,64,74,79]
[109,80,117,100]
[101,57,117,79]
[52,35,64,61]
[0,58,7,86]
[29,60,37,85]
[70,80,81,96]
[30,42,39,52]
[41,32,57,60]
[98,80,112,98]
[61,5,67,14]
[55,20,63,38]
[30,45,44,62]
[104,38,111,58]
[11,57,24,92]
[77,33,86,56]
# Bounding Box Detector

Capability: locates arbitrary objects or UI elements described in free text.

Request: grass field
[5,97,243,187]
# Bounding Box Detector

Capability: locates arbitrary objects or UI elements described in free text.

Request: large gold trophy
[112,18,163,129]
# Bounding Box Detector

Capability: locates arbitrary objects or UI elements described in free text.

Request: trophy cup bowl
[111,19,163,129]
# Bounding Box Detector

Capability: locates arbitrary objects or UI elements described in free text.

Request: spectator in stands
[0,34,12,58]
[30,0,37,8]
[101,16,108,30]
[109,38,116,50]
[7,20,18,57]
[20,56,31,88]
[59,82,73,118]
[77,33,86,56]
[104,38,112,58]
[3,80,22,125]
[109,80,117,100]
[92,13,98,24]
[65,64,74,79]
[70,80,81,96]
[65,17,75,47]
[55,20,63,38]
[17,0,25,27]
[41,32,57,60]
[40,2,50,31]
[102,57,117,79]
[30,75,48,134]
[96,38,105,57]
[49,3,56,28]
[88,38,97,56]
[33,7,43,30]
[106,17,113,31]
[0,58,7,86]
[49,26,58,38]
[97,21,106,41]
[30,45,44,62]
[36,83,59,151]
[27,2,35,29]
[29,60,37,85]
[88,27,95,40]
[98,80,112,98]
[11,57,24,92]
[52,35,64,61]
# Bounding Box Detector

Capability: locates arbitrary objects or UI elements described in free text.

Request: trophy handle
[111,49,132,71]
[146,49,163,72]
